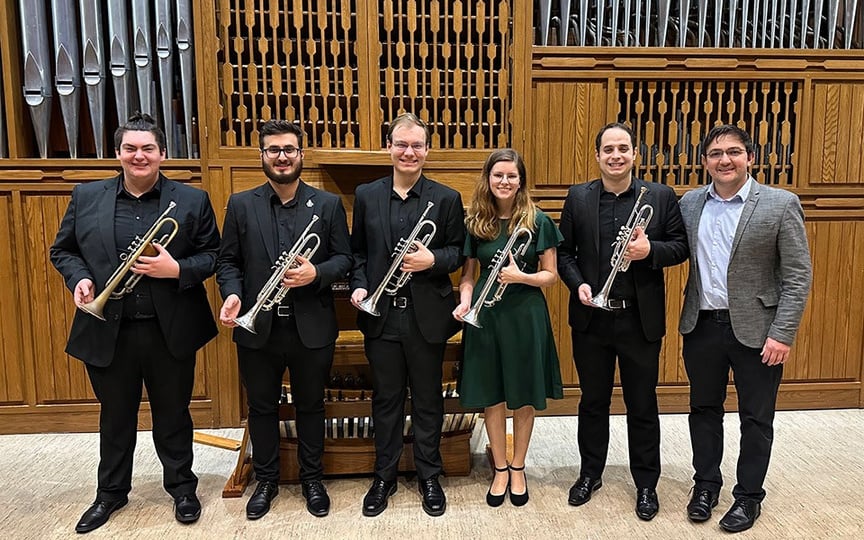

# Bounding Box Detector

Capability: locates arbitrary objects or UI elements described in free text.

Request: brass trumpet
[462,226,533,329]
[590,186,653,310]
[80,201,179,320]
[233,215,321,334]
[358,201,437,316]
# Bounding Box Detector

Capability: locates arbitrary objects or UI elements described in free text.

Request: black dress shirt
[389,177,424,299]
[115,178,162,319]
[598,183,637,301]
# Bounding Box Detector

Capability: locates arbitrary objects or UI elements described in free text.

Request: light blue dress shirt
[697,177,753,310]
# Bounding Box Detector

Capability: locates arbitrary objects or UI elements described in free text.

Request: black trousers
[572,308,662,489]
[238,317,333,483]
[85,319,197,502]
[683,312,783,502]
[365,305,445,481]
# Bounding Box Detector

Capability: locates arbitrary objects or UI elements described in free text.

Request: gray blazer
[679,180,812,348]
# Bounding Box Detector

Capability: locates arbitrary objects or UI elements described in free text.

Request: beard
[263,157,303,185]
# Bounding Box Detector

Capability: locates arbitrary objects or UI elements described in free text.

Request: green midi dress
[457,210,564,410]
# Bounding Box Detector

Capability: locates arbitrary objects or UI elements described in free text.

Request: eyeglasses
[262,146,301,158]
[391,141,427,153]
[705,147,747,161]
[491,173,520,184]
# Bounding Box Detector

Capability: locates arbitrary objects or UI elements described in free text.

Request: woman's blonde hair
[465,148,537,241]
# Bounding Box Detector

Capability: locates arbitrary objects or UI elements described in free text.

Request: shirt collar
[117,175,163,198]
[389,175,424,199]
[707,176,753,203]
[265,180,303,207]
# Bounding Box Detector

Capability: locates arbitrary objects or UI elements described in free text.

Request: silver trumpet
[80,202,179,320]
[462,226,533,329]
[358,201,437,317]
[590,186,653,310]
[233,215,321,334]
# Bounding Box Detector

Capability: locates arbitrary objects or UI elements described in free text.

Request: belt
[606,298,633,310]
[391,296,412,309]
[122,314,157,322]
[276,305,294,318]
[699,309,731,323]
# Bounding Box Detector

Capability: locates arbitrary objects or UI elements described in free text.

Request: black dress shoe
[418,475,446,517]
[246,481,279,520]
[686,488,719,522]
[301,480,330,517]
[486,465,510,507]
[719,498,761,533]
[568,476,602,506]
[174,493,201,523]
[362,477,397,517]
[508,465,529,507]
[635,487,659,521]
[75,497,128,533]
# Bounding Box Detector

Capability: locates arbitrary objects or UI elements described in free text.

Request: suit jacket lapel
[294,181,317,243]
[587,180,602,255]
[98,176,121,266]
[378,177,394,253]
[731,180,760,259]
[687,186,709,258]
[253,184,277,262]
[157,174,176,217]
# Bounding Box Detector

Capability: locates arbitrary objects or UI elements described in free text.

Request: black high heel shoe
[509,465,529,506]
[486,465,510,507]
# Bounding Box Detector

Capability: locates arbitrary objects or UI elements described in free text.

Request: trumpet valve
[140,242,159,257]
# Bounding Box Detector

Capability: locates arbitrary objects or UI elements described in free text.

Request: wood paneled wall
[0,2,862,434]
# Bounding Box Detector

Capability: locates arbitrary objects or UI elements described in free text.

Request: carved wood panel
[0,194,25,405]
[808,82,864,185]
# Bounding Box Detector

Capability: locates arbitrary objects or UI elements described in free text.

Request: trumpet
[358,201,437,317]
[80,201,179,320]
[462,226,533,329]
[590,186,654,310]
[233,215,321,334]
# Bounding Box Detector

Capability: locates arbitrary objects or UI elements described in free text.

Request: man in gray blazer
[679,125,812,533]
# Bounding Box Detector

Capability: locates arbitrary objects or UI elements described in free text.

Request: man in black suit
[349,113,465,517]
[50,113,220,533]
[216,120,352,519]
[558,122,688,521]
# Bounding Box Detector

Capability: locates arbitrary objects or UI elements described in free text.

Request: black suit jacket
[557,178,688,342]
[216,181,353,349]
[350,175,465,343]
[49,174,221,367]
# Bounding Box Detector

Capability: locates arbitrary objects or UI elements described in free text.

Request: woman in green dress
[453,149,563,507]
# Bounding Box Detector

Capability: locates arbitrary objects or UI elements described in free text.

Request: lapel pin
[306,199,314,208]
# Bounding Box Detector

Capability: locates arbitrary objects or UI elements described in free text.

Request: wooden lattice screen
[216,0,362,149]
[376,0,513,149]
[618,80,799,187]
[215,0,513,151]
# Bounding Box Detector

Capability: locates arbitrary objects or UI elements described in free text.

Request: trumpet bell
[461,309,482,328]
[79,299,108,321]
[232,312,258,334]
[589,292,613,311]
[357,297,380,317]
